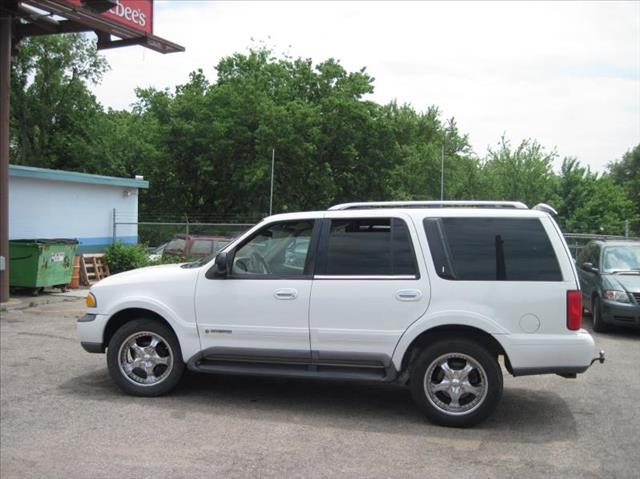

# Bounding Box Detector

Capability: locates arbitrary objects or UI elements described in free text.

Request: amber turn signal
[86,293,97,308]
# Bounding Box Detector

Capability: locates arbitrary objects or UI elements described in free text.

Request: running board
[187,350,397,382]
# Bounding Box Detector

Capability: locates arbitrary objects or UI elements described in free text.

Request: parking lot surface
[1,297,639,479]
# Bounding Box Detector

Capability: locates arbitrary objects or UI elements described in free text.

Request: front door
[195,219,318,357]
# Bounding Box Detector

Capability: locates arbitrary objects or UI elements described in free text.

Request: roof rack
[532,203,557,215]
[328,201,529,211]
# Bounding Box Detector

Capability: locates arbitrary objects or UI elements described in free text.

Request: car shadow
[60,369,577,443]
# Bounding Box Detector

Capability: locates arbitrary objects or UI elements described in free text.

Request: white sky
[91,0,640,172]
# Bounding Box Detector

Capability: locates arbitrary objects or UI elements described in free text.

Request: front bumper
[601,299,640,328]
[77,313,108,353]
[81,341,105,353]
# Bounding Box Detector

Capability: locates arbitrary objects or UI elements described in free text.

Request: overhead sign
[62,0,153,35]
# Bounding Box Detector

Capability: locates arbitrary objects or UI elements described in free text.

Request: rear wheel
[592,296,609,333]
[107,319,184,396]
[410,338,503,427]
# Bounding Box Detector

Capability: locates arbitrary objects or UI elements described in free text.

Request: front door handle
[274,288,298,300]
[395,289,422,301]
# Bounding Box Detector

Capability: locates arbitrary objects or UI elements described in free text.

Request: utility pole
[440,143,444,201]
[0,15,11,303]
[269,148,275,216]
[112,208,117,244]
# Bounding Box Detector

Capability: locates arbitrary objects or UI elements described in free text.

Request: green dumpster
[9,239,79,293]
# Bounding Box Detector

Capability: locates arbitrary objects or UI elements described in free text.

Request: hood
[603,273,640,293]
[94,262,192,287]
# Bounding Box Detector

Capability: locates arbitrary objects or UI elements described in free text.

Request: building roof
[9,165,149,189]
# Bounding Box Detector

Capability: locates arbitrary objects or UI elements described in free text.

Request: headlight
[86,292,97,308]
[603,290,630,303]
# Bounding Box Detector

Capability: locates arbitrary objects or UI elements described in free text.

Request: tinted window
[424,218,562,281]
[324,218,417,276]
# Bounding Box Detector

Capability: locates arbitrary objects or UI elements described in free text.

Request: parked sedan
[576,240,640,331]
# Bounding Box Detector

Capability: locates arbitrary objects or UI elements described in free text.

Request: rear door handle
[395,289,422,301]
[274,288,298,300]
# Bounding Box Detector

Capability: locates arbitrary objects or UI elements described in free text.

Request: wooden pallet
[80,254,110,285]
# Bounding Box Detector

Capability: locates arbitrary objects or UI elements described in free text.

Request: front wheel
[410,339,503,427]
[107,319,184,397]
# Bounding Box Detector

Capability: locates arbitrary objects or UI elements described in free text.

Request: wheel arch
[397,325,511,380]
[103,308,175,349]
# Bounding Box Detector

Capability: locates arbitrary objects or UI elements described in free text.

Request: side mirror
[582,262,599,274]
[206,251,231,279]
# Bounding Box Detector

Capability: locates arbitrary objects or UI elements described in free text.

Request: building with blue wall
[8,165,149,253]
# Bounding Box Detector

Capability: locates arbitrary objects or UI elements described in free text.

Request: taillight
[567,290,582,331]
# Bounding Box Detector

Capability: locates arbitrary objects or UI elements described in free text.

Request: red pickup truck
[162,234,232,260]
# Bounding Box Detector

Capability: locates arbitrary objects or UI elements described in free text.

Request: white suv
[77,201,603,427]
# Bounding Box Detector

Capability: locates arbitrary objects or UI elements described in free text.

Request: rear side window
[423,217,562,281]
[321,218,418,276]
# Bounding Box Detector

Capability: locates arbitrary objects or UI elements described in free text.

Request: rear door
[423,215,570,335]
[309,214,430,363]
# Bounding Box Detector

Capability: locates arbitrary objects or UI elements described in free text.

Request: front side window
[321,218,418,276]
[424,217,562,281]
[232,220,314,277]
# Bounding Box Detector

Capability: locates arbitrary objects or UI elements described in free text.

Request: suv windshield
[602,245,640,273]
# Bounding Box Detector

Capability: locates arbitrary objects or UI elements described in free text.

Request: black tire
[107,318,184,397]
[410,338,503,428]
[592,297,609,333]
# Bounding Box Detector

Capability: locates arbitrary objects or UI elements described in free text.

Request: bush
[104,243,152,274]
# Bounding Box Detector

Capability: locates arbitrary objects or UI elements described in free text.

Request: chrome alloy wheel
[117,331,174,386]
[423,353,489,416]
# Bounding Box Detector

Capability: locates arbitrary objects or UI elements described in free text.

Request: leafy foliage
[104,243,183,273]
[608,145,640,233]
[10,35,109,171]
[104,243,151,274]
[555,159,634,235]
[479,137,558,207]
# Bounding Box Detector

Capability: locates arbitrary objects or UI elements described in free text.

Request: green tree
[10,34,109,170]
[133,49,474,217]
[386,106,475,200]
[479,136,558,207]
[555,158,634,235]
[608,145,640,234]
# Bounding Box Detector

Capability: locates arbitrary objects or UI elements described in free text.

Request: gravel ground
[1,297,639,479]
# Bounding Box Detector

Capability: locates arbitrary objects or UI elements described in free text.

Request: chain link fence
[113,210,259,248]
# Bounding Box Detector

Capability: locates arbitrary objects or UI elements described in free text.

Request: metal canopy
[0,0,184,302]
[14,0,184,53]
